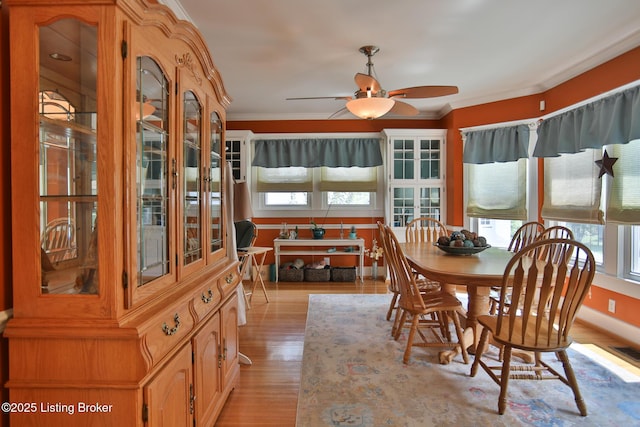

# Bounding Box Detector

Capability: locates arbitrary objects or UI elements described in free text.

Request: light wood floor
[214,279,637,426]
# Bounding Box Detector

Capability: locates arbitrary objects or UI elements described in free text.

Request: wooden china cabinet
[4,1,240,425]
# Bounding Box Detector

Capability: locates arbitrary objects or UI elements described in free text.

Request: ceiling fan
[287,45,459,119]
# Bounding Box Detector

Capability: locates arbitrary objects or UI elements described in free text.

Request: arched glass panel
[137,56,170,286]
[183,90,202,265]
[209,113,223,253]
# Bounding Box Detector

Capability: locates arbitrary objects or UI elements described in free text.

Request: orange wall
[586,286,639,328]
[543,45,640,112]
[227,118,443,133]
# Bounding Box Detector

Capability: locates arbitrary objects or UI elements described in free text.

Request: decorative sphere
[437,236,450,246]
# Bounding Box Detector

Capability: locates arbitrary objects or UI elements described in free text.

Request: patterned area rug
[296,294,640,426]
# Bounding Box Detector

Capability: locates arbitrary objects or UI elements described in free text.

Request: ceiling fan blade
[388,85,459,99]
[354,73,382,93]
[286,96,352,101]
[388,100,419,116]
[327,106,350,119]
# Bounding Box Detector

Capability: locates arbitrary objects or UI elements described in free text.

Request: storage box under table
[279,268,304,282]
[303,267,331,282]
[331,266,357,282]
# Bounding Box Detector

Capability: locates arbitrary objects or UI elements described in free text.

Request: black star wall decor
[595,149,618,178]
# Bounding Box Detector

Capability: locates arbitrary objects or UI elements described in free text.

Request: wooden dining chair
[377,222,403,334]
[489,221,545,315]
[41,217,77,263]
[470,238,595,416]
[508,221,545,252]
[537,225,575,264]
[383,224,469,365]
[379,222,446,337]
[405,216,448,244]
[538,225,573,240]
[405,217,448,291]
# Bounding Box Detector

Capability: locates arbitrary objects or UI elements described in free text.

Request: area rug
[296,294,640,426]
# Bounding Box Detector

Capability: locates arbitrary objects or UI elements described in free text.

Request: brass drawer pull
[201,289,213,304]
[161,313,180,336]
[225,273,234,284]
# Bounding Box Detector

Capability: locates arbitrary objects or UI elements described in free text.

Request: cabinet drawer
[192,280,222,322]
[217,264,240,297]
[142,300,195,366]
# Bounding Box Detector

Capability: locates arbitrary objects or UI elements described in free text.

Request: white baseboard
[577,305,640,347]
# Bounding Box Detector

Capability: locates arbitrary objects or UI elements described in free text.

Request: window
[548,221,604,264]
[533,84,640,286]
[476,219,525,249]
[542,150,603,224]
[257,166,313,207]
[631,225,640,278]
[259,166,379,209]
[463,123,537,246]
[252,135,384,213]
[264,192,308,206]
[327,192,370,206]
[609,140,640,279]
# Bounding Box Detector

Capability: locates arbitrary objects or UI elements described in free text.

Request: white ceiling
[165,0,640,121]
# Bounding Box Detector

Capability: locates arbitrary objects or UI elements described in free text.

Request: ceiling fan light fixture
[346,97,394,119]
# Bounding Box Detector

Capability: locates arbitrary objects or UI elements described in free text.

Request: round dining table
[399,242,515,363]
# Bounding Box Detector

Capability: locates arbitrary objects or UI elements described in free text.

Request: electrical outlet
[608,299,616,313]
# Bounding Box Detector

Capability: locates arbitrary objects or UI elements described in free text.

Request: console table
[273,238,365,282]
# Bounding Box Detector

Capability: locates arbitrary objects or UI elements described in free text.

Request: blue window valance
[462,124,530,164]
[534,85,640,157]
[252,138,383,168]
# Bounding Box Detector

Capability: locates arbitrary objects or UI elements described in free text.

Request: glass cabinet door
[392,138,442,181]
[209,113,223,256]
[136,56,170,287]
[391,186,442,227]
[386,132,446,238]
[39,19,98,295]
[183,91,203,266]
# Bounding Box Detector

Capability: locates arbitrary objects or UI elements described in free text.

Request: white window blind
[466,159,527,220]
[607,139,640,224]
[256,167,312,192]
[318,166,378,192]
[541,150,604,224]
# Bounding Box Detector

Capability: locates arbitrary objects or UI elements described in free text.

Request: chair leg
[470,327,490,377]
[403,315,420,364]
[386,292,398,321]
[439,311,451,341]
[498,346,512,415]
[489,298,497,315]
[451,311,469,364]
[557,350,588,416]
[394,309,407,340]
[391,306,402,338]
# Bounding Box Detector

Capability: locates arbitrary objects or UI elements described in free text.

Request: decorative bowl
[434,243,491,255]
